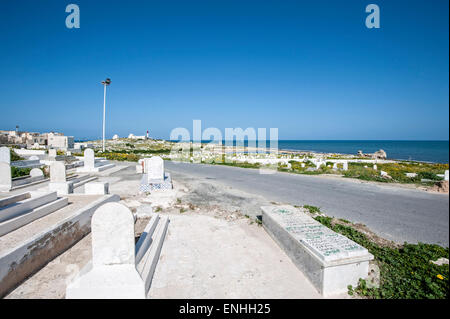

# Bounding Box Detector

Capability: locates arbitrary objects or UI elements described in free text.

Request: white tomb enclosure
[66,202,169,299]
[0,162,12,192]
[48,162,73,195]
[405,172,418,178]
[445,170,449,182]
[76,148,115,173]
[0,147,10,165]
[85,182,109,195]
[0,191,68,237]
[261,205,373,296]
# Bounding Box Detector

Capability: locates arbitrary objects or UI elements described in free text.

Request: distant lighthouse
[146,130,149,139]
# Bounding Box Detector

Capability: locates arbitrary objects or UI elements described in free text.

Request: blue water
[276,140,449,163]
[192,140,449,163]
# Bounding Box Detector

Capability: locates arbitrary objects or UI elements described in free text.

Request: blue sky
[0,0,448,140]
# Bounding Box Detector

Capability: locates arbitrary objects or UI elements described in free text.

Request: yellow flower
[437,274,444,280]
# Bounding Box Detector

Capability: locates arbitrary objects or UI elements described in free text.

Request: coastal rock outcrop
[372,149,387,160]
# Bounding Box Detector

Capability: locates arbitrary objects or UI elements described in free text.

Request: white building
[48,133,74,149]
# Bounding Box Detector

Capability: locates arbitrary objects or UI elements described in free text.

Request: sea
[275,140,449,163]
[79,138,449,163]
[197,140,449,163]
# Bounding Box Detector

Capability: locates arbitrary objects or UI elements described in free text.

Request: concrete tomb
[85,182,109,195]
[261,205,373,296]
[66,202,146,299]
[0,162,12,192]
[76,148,115,173]
[140,156,172,192]
[0,147,10,165]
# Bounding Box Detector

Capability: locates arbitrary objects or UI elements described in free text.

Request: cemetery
[0,143,448,299]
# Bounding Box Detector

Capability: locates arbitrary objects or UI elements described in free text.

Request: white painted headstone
[147,156,164,181]
[92,203,136,266]
[0,147,10,164]
[49,149,57,158]
[342,161,348,171]
[373,164,377,170]
[66,202,146,299]
[30,168,44,177]
[0,162,12,191]
[50,161,66,183]
[84,148,95,169]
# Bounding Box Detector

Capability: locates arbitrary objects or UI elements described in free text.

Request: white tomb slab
[0,162,12,192]
[66,203,146,299]
[261,205,373,296]
[0,147,10,165]
[29,155,40,161]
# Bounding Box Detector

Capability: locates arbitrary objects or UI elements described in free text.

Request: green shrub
[11,166,31,178]
[315,215,449,299]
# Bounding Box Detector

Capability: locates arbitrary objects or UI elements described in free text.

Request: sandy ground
[4,163,349,299]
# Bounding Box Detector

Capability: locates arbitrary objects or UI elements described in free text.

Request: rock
[372,149,387,160]
[366,262,380,289]
[430,181,449,193]
[430,257,449,266]
[357,150,364,157]
[380,171,392,179]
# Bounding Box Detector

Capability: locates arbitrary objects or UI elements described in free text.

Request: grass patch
[314,215,449,299]
[303,205,321,214]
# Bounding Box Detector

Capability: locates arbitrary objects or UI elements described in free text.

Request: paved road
[165,161,449,246]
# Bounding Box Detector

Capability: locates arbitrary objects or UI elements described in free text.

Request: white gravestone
[0,147,10,165]
[445,170,449,182]
[147,156,164,181]
[373,164,377,170]
[50,161,66,183]
[49,162,73,194]
[342,161,348,171]
[0,162,12,192]
[48,149,57,158]
[84,148,95,169]
[30,168,44,178]
[66,203,146,299]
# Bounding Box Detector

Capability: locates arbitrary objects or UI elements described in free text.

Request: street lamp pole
[101,78,111,152]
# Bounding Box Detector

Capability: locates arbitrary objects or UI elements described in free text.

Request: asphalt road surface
[165,161,449,246]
